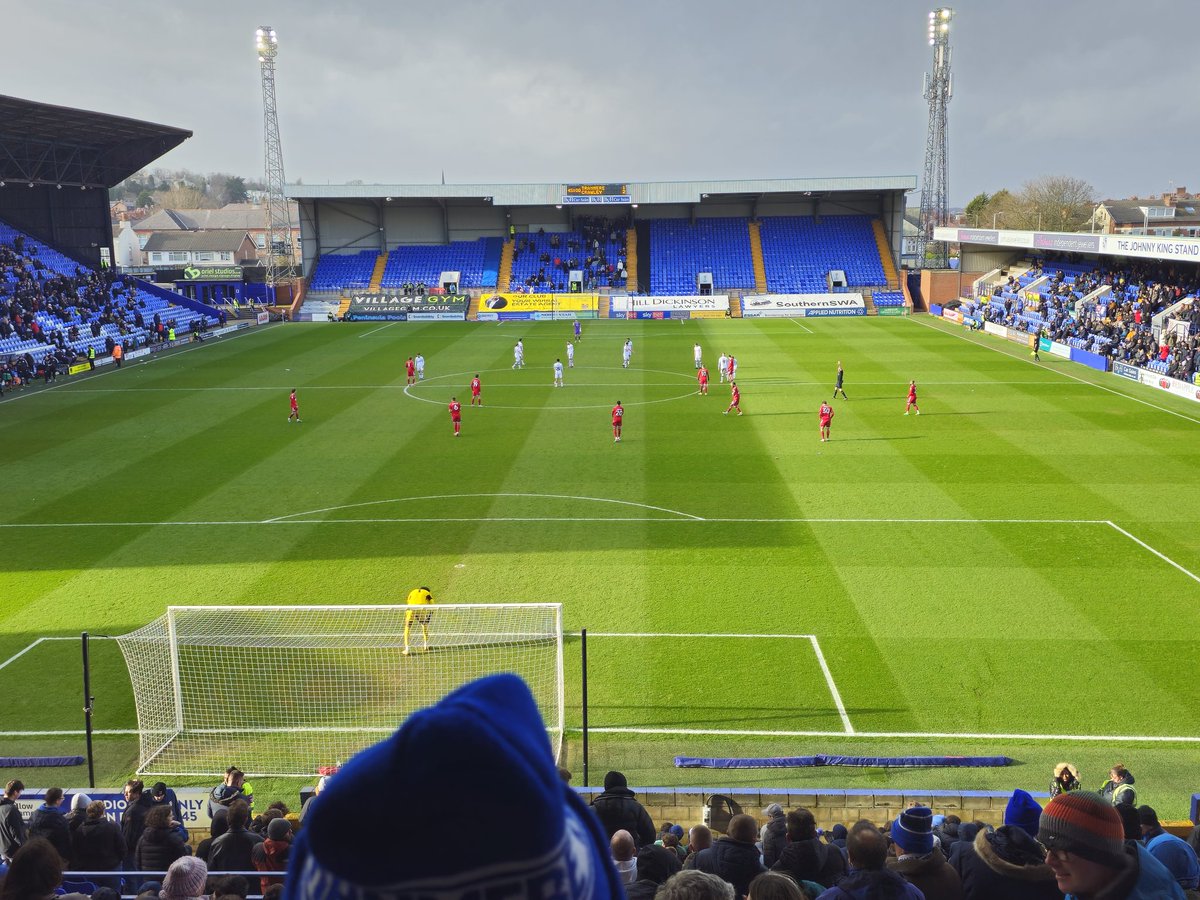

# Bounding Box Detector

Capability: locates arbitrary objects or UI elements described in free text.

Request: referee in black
[833,361,848,400]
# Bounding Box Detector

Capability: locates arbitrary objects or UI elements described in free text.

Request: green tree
[223,176,248,204]
[964,192,990,226]
[136,189,155,209]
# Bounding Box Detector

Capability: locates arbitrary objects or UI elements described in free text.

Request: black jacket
[691,836,766,898]
[73,817,127,872]
[27,805,72,862]
[590,788,656,846]
[0,797,27,860]
[773,836,848,888]
[762,816,787,868]
[208,825,264,873]
[135,824,191,872]
[121,795,152,858]
[948,827,1062,900]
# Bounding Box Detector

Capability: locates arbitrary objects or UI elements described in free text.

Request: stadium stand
[0,219,219,380]
[380,239,489,290]
[965,257,1200,383]
[648,217,754,294]
[308,250,378,291]
[758,215,887,293]
[510,218,626,292]
[872,291,906,308]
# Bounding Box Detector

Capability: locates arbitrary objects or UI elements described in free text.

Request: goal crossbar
[117,603,564,777]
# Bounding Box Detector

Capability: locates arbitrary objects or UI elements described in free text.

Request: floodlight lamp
[940,8,951,18]
[928,10,935,18]
[385,197,392,201]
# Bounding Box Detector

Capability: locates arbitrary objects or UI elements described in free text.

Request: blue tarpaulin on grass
[674,755,1012,769]
[0,756,84,768]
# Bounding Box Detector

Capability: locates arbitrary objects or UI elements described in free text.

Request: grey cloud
[5,0,1199,203]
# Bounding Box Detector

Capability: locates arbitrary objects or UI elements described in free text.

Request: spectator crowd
[511,216,629,292]
[979,255,1200,382]
[2,677,1199,900]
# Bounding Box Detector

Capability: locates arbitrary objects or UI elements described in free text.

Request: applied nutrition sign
[561,183,631,205]
[740,293,866,318]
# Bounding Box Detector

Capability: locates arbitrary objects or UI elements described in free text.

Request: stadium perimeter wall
[920,268,988,306]
[576,787,1037,833]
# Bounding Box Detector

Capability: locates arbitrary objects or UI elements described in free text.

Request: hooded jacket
[691,835,766,899]
[773,836,848,888]
[948,826,1061,900]
[761,812,787,868]
[135,822,191,872]
[590,774,656,846]
[0,797,26,860]
[27,804,72,863]
[253,836,292,893]
[73,815,127,872]
[887,846,964,900]
[815,867,926,900]
[1062,841,1184,900]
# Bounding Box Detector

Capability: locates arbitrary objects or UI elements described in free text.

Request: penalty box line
[580,631,853,735]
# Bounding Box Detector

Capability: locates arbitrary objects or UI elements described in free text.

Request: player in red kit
[697,365,709,396]
[905,380,920,415]
[288,388,301,423]
[819,401,834,441]
[406,357,416,386]
[611,400,624,443]
[726,355,736,381]
[470,374,482,406]
[724,381,742,416]
[449,396,462,436]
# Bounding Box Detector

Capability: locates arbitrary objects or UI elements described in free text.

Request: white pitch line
[908,315,1200,426]
[583,632,853,734]
[0,729,141,736]
[358,322,397,338]
[0,516,1112,528]
[810,635,854,734]
[789,318,815,334]
[584,632,816,639]
[263,492,706,524]
[0,635,110,670]
[0,638,47,672]
[43,379,1081,395]
[1106,521,1200,585]
[579,726,1200,743]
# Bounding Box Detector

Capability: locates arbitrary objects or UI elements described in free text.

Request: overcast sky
[8,0,1198,205]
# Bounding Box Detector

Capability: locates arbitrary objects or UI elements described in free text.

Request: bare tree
[1018,176,1096,232]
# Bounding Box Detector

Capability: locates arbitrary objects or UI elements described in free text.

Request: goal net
[116,604,564,777]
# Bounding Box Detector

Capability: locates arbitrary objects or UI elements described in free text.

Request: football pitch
[2,314,1199,816]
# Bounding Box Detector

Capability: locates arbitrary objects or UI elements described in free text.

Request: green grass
[2,315,1199,817]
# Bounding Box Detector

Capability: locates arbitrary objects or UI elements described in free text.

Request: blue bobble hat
[891,806,934,856]
[283,674,623,900]
[1004,789,1043,837]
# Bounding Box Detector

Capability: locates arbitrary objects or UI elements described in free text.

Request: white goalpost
[116,604,564,777]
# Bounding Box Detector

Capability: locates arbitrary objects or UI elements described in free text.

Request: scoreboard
[562,183,631,205]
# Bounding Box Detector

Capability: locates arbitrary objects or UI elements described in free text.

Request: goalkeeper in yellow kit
[402,586,434,655]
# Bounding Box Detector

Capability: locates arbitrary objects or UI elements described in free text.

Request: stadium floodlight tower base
[117,604,564,778]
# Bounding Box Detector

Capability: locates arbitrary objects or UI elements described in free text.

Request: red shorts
[471,389,480,396]
[820,417,831,427]
[612,419,622,426]
[699,378,708,385]
[452,416,461,422]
